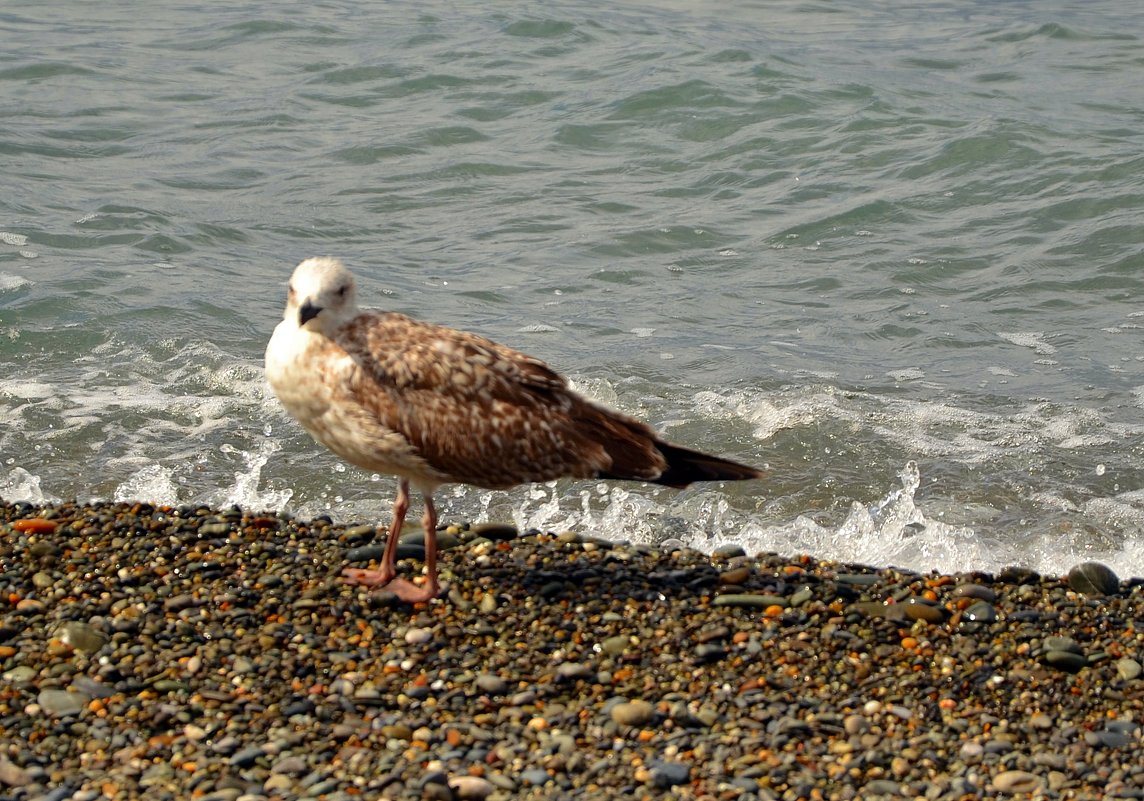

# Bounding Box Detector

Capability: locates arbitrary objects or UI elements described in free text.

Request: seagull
[265,257,762,603]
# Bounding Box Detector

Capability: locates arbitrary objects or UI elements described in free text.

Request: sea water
[2,0,1143,577]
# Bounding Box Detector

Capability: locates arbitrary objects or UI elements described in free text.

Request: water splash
[210,439,293,512]
[0,467,59,505]
[113,464,180,506]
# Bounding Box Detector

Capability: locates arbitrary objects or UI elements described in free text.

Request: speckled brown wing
[334,310,627,488]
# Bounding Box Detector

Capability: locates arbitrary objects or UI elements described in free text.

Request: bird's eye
[337,285,348,298]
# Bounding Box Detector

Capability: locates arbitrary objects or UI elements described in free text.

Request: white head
[284,257,359,333]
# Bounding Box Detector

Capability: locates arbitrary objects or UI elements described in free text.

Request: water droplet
[1096,464,1106,476]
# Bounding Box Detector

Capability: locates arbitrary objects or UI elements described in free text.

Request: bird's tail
[574,398,762,489]
[648,441,763,489]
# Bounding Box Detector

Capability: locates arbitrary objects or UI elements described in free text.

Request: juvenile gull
[265,257,762,602]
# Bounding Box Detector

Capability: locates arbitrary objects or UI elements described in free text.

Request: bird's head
[284,257,359,333]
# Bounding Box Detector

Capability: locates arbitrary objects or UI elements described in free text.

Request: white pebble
[405,627,432,645]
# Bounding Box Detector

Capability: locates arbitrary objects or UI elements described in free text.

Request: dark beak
[299,301,321,326]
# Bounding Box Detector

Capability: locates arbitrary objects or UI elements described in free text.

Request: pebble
[649,761,690,788]
[1043,650,1088,673]
[519,768,550,786]
[448,776,495,800]
[1068,561,1119,595]
[600,634,629,656]
[712,593,780,608]
[610,700,655,727]
[993,770,1043,793]
[554,662,593,681]
[952,582,997,602]
[1,502,1141,800]
[962,600,996,623]
[57,621,108,654]
[902,597,944,623]
[1116,657,1142,680]
[468,522,518,541]
[718,566,751,585]
[404,627,433,645]
[36,689,89,717]
[1084,729,1133,748]
[474,673,508,695]
[0,756,30,787]
[229,745,265,768]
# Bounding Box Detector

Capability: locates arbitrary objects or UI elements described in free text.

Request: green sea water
[2,1,1143,576]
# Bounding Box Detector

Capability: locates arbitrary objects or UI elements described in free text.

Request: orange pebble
[901,637,919,649]
[939,698,956,710]
[12,518,57,534]
[764,605,785,618]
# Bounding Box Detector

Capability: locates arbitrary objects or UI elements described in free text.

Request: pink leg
[343,478,409,588]
[343,483,443,603]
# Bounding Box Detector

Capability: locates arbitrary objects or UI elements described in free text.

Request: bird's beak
[299,301,321,326]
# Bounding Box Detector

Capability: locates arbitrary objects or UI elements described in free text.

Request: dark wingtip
[651,442,763,489]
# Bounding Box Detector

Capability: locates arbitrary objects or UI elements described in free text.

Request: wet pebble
[718,566,750,585]
[993,770,1043,794]
[1084,730,1133,748]
[469,522,518,541]
[952,582,996,602]
[649,761,690,788]
[962,600,997,623]
[712,593,781,608]
[554,662,592,682]
[902,597,944,623]
[448,776,495,800]
[1068,561,1119,596]
[519,768,550,786]
[611,700,655,727]
[474,673,508,695]
[404,627,433,645]
[1043,650,1088,673]
[36,689,89,717]
[57,621,108,654]
[1116,657,1142,681]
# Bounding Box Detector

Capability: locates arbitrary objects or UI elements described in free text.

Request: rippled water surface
[2,1,1144,577]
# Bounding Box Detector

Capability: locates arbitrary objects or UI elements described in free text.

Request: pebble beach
[1,501,1142,801]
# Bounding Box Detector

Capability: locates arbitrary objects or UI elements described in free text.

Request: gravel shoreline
[1,500,1143,800]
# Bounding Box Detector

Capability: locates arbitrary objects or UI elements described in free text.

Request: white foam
[0,467,58,505]
[6,351,1144,579]
[504,458,1144,579]
[998,331,1057,355]
[887,368,925,382]
[113,464,180,506]
[208,439,294,512]
[0,273,32,292]
[0,232,28,247]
